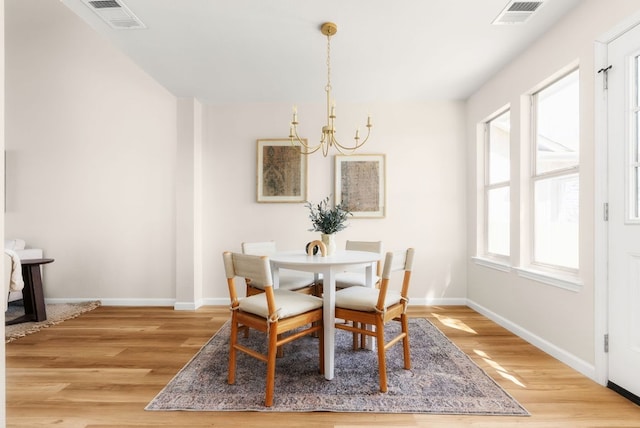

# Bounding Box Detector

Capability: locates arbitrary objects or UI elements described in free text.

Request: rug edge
[5,300,102,343]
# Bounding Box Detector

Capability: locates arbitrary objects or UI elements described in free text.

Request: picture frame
[335,154,386,218]
[256,138,308,203]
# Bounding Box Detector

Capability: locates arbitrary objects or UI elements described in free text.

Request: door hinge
[604,333,609,353]
[604,203,609,221]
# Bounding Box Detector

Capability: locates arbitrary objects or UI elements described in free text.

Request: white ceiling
[60,0,583,105]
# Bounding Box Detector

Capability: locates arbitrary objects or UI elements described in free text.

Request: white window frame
[529,68,580,274]
[482,108,511,263]
[628,55,640,223]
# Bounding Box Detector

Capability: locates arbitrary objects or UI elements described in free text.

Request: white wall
[4,0,177,302]
[4,0,469,306]
[466,0,640,375]
[202,101,468,304]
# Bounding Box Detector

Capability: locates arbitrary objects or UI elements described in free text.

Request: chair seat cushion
[334,271,381,288]
[335,286,402,312]
[239,289,323,319]
[250,269,315,291]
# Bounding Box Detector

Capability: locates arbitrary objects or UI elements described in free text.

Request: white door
[608,23,640,398]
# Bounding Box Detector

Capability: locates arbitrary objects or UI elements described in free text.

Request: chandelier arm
[322,140,330,157]
[301,144,323,155]
[331,140,349,155]
[332,125,372,151]
[294,135,323,155]
[291,127,323,154]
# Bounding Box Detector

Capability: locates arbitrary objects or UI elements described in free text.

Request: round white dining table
[269,250,382,380]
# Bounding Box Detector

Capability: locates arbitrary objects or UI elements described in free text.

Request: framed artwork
[335,154,386,218]
[256,139,308,203]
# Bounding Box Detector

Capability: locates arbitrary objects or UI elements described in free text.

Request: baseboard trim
[45,297,176,307]
[43,296,465,309]
[467,298,596,381]
[409,297,468,306]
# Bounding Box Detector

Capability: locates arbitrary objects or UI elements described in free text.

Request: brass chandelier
[289,22,372,157]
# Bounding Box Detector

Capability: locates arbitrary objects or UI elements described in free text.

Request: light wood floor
[5,305,640,427]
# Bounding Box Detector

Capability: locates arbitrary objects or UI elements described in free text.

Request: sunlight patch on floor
[431,313,477,334]
[474,349,527,388]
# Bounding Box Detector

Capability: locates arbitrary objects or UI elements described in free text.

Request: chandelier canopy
[289,22,372,157]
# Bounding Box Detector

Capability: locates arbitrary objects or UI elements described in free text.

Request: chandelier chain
[326,33,332,92]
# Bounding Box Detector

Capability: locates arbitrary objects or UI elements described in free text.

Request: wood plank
[5,305,640,427]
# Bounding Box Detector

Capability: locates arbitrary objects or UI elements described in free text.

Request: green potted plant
[305,196,352,255]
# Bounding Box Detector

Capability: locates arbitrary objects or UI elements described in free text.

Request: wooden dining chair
[334,248,415,392]
[242,241,317,296]
[223,251,324,407]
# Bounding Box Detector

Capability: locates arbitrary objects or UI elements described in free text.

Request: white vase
[321,233,336,256]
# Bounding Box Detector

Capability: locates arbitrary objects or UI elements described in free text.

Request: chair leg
[352,322,360,350]
[360,324,367,349]
[228,315,238,385]
[375,317,387,392]
[265,325,279,407]
[401,314,411,369]
[277,334,285,358]
[319,322,325,375]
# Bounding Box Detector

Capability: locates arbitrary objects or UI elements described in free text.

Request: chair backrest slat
[345,240,383,253]
[377,248,415,310]
[345,240,384,276]
[242,241,277,256]
[223,252,273,287]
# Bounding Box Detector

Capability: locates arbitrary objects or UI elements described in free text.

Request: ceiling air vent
[82,0,146,30]
[492,1,545,25]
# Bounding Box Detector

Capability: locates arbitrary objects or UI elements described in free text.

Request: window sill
[513,267,583,292]
[471,256,511,272]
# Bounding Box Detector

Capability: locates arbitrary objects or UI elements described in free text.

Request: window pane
[534,174,579,269]
[488,111,510,184]
[635,167,639,219]
[536,70,580,174]
[635,113,639,219]
[633,59,639,219]
[636,55,640,109]
[631,112,640,163]
[487,187,510,256]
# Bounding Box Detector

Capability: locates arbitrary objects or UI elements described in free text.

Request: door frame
[594,11,640,386]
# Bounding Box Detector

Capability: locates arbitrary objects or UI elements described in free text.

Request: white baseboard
[44,297,176,307]
[44,296,465,308]
[44,297,230,309]
[466,298,597,381]
[409,297,467,306]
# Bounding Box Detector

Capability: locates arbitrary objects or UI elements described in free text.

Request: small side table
[6,258,54,326]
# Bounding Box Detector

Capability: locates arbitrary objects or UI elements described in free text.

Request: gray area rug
[5,300,101,343]
[146,318,529,415]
